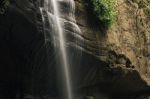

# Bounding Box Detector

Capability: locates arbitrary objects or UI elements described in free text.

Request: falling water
[40,0,78,99]
[50,0,72,99]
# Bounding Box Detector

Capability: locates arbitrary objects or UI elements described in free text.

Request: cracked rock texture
[74,0,150,98]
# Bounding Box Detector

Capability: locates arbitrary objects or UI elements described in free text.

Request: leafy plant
[90,0,117,28]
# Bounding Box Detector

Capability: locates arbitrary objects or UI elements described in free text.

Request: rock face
[1,0,150,99]
[74,0,150,98]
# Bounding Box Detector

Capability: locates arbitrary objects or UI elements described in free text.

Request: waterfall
[50,0,73,99]
[39,0,81,99]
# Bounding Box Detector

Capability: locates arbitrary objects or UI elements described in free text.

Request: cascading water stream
[40,0,78,99]
[50,0,72,99]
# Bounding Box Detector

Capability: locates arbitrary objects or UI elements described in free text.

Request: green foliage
[90,0,117,28]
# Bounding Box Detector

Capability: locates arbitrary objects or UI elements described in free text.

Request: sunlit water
[50,0,72,99]
[39,0,80,99]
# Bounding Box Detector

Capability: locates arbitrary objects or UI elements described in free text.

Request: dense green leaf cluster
[90,0,117,28]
